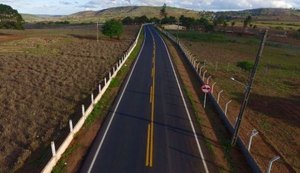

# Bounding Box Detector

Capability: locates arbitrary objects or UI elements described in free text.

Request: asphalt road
[80,25,210,173]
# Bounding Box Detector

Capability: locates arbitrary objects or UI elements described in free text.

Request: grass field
[171,30,300,172]
[232,21,300,31]
[0,25,139,172]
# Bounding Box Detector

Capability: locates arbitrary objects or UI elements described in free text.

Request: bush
[122,16,133,25]
[237,61,254,71]
[102,19,123,39]
[0,4,24,29]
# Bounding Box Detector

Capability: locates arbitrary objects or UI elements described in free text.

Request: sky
[0,0,299,15]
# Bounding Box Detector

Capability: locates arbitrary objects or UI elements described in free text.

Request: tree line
[0,4,24,29]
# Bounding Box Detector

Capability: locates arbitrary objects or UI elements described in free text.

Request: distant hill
[21,6,201,23]
[0,4,24,29]
[21,14,62,23]
[216,8,300,21]
[21,6,300,23]
[65,6,200,23]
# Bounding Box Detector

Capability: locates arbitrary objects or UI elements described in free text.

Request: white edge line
[87,26,147,173]
[153,27,210,173]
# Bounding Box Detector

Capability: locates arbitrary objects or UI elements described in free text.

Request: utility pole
[231,30,268,146]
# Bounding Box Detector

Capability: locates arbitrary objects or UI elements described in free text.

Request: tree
[160,3,167,19]
[150,17,160,24]
[161,16,177,24]
[133,15,149,24]
[231,21,235,31]
[122,16,133,25]
[179,15,195,30]
[0,4,24,29]
[243,15,252,28]
[102,19,123,39]
[213,15,226,26]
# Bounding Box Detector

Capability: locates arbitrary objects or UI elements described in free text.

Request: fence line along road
[41,24,144,173]
[157,26,262,173]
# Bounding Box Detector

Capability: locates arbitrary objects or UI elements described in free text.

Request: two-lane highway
[80,25,210,173]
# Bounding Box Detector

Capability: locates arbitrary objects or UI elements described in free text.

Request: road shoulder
[162,34,252,173]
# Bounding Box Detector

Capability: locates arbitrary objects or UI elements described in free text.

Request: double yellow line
[146,33,156,167]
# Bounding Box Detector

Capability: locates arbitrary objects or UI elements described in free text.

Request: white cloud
[0,0,299,15]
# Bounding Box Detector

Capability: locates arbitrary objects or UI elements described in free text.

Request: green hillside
[216,8,300,21]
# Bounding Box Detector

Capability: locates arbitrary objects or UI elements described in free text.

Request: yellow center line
[146,30,156,168]
[150,86,152,103]
[145,123,151,166]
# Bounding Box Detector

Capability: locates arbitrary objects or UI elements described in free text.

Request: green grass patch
[52,144,81,173]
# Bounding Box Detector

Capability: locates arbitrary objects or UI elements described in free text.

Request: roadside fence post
[206,76,212,84]
[82,104,85,116]
[200,65,205,77]
[203,70,207,81]
[248,129,258,152]
[266,156,280,173]
[217,90,223,104]
[51,141,56,157]
[212,82,217,94]
[69,120,73,133]
[225,100,232,116]
[91,93,94,105]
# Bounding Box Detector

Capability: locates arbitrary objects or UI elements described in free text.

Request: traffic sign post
[201,84,211,108]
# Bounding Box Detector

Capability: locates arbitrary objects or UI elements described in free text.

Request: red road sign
[201,84,211,93]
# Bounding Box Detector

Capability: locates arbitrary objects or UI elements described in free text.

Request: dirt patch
[164,36,252,172]
[0,25,139,172]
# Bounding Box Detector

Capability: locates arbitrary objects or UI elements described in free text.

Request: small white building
[162,24,186,30]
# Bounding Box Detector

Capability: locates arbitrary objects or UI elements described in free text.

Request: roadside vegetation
[170,28,300,172]
[0,4,24,29]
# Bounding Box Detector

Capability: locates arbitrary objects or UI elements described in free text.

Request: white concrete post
[217,90,224,104]
[109,72,111,79]
[248,129,258,152]
[225,100,232,116]
[206,76,212,84]
[104,77,107,86]
[69,120,73,133]
[91,93,94,105]
[82,104,85,116]
[203,70,207,81]
[266,156,280,173]
[200,65,205,77]
[212,82,217,94]
[51,141,56,157]
[196,63,200,73]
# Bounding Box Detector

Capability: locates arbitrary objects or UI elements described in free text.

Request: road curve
[80,25,210,173]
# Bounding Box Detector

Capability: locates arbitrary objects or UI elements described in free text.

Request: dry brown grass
[0,25,139,172]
